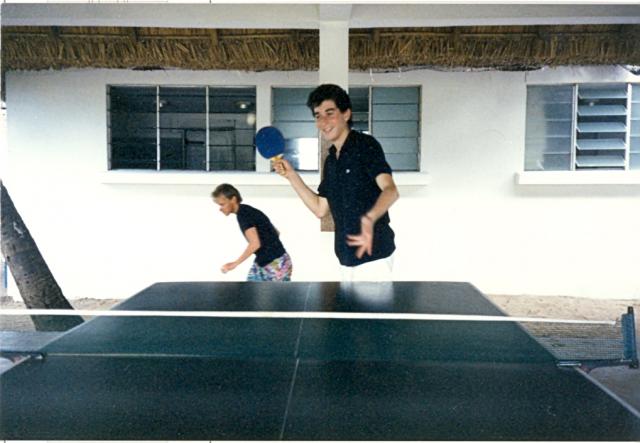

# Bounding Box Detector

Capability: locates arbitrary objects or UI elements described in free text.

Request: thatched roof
[2,27,318,72]
[351,25,640,71]
[2,24,640,73]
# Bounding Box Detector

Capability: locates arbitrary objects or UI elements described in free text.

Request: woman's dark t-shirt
[236,204,286,266]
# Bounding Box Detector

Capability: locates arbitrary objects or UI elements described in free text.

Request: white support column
[319,21,349,90]
[318,17,350,231]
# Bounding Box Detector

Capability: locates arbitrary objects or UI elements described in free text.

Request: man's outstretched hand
[346,215,374,259]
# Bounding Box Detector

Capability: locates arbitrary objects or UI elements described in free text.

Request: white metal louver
[575,85,629,169]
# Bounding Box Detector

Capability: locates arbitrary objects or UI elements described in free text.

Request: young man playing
[273,84,399,281]
[212,183,292,281]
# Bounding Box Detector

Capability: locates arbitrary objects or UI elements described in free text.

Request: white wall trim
[100,170,320,186]
[99,170,431,186]
[516,171,640,185]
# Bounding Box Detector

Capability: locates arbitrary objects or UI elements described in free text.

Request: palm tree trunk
[1,181,83,331]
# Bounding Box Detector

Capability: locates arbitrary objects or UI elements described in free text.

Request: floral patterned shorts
[247,252,292,282]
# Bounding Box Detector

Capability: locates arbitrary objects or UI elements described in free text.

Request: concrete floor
[590,363,640,414]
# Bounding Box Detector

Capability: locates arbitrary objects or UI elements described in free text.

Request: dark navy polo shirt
[318,130,396,267]
[236,204,286,267]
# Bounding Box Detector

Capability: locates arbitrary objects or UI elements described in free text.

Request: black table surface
[2,281,639,440]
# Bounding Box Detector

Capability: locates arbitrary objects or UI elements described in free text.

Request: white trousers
[340,255,394,282]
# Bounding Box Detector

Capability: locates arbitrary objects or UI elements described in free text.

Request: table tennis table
[1,281,639,440]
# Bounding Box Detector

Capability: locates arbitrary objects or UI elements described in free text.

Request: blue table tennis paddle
[255,126,285,160]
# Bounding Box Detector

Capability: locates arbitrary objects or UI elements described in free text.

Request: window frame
[524,82,638,173]
[271,84,422,172]
[107,84,257,173]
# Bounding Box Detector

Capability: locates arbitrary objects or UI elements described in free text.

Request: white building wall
[4,66,640,300]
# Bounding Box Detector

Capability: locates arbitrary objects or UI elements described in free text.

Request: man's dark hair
[211,183,242,203]
[306,84,353,128]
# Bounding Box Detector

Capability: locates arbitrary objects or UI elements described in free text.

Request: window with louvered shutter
[575,84,628,170]
[525,83,638,172]
[371,86,421,172]
[631,85,640,170]
[272,86,421,172]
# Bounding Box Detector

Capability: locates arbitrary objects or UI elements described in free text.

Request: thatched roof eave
[2,24,640,73]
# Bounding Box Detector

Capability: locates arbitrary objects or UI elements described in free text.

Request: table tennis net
[1,307,637,371]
